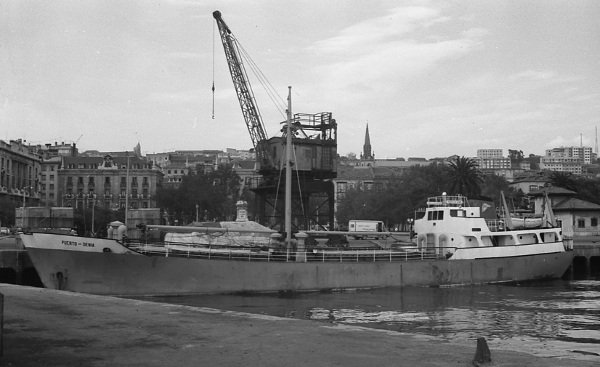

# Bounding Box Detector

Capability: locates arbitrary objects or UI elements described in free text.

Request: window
[578,219,585,228]
[89,177,95,185]
[49,184,54,190]
[592,218,598,227]
[105,177,111,184]
[50,174,55,182]
[428,211,444,220]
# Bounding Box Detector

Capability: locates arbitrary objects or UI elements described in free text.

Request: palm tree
[444,156,484,198]
[549,171,578,192]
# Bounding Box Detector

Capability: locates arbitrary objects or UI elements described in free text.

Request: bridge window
[450,209,464,217]
[428,210,444,220]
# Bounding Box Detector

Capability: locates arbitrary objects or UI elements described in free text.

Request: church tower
[363,124,373,160]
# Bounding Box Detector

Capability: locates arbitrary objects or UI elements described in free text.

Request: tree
[549,171,578,192]
[157,164,242,224]
[444,156,484,198]
[508,149,524,161]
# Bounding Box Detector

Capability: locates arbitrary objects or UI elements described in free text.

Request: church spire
[363,123,373,160]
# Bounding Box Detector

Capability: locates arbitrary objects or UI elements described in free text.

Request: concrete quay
[0,284,594,367]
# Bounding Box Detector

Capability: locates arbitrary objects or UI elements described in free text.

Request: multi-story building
[477,157,511,170]
[0,139,42,206]
[39,156,62,206]
[545,146,595,164]
[477,149,503,159]
[58,155,162,210]
[475,149,510,170]
[539,156,583,175]
[146,152,217,188]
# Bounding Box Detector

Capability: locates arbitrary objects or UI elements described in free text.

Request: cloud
[304,5,486,105]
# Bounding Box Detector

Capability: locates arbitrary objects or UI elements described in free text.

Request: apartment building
[545,146,594,164]
[476,149,503,159]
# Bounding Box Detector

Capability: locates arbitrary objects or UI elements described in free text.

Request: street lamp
[196,204,199,223]
[90,194,97,234]
[22,186,32,208]
[406,218,414,234]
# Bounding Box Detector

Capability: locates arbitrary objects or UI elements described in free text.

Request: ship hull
[22,235,574,296]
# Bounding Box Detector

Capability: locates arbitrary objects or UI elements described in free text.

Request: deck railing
[126,241,453,263]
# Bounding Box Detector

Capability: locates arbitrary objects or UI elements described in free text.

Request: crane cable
[212,21,215,119]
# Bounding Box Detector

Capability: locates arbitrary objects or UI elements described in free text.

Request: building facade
[545,146,595,164]
[59,155,162,210]
[477,149,503,159]
[0,139,42,206]
[539,156,583,175]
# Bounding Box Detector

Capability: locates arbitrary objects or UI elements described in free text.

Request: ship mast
[285,86,292,245]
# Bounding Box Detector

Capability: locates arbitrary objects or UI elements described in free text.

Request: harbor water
[131,276,600,361]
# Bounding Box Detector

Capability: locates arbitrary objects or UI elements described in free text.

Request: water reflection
[131,279,600,360]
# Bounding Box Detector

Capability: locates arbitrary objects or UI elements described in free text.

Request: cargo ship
[20,192,573,296]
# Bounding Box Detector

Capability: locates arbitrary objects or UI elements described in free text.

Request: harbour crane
[213,10,338,231]
[212,10,274,173]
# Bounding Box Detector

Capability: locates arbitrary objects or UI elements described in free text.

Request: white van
[347,220,388,240]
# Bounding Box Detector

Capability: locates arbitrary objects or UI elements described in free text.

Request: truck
[347,220,389,240]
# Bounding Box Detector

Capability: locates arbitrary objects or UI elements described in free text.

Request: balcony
[103,194,112,199]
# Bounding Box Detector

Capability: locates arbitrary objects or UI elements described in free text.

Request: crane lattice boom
[213,10,273,171]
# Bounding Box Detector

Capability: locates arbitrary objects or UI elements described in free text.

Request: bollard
[295,232,308,262]
[472,337,491,366]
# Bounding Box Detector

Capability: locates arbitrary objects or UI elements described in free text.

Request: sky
[1,0,599,159]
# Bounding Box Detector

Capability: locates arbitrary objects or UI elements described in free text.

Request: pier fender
[55,271,67,291]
